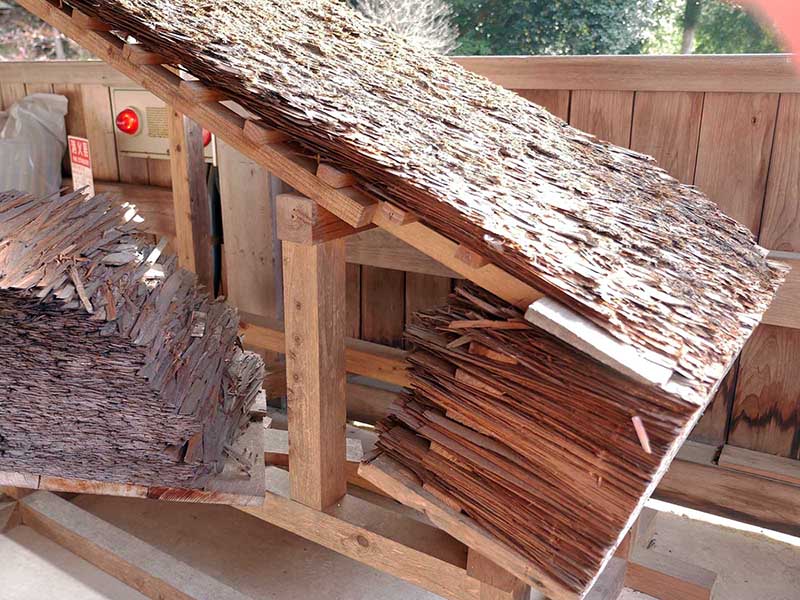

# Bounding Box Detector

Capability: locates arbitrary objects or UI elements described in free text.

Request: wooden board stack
[376,283,725,597]
[0,190,263,489]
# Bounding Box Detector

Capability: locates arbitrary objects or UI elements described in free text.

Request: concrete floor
[1,496,799,600]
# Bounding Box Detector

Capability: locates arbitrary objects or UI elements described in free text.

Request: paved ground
[1,496,799,599]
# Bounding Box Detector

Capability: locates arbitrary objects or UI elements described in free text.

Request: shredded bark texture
[70,0,786,398]
[0,190,263,488]
[377,284,707,595]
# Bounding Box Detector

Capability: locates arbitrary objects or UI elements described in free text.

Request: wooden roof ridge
[0,189,264,489]
[22,0,786,404]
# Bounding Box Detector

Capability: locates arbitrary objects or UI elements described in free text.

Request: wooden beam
[655,441,800,536]
[317,163,356,188]
[359,454,574,600]
[239,319,410,387]
[168,108,213,289]
[625,549,715,600]
[179,80,227,103]
[346,229,461,278]
[0,499,20,533]
[242,119,289,145]
[585,558,627,600]
[762,255,799,329]
[282,237,348,510]
[467,550,530,600]
[19,491,252,600]
[71,9,111,31]
[240,467,481,600]
[371,210,540,309]
[718,444,800,487]
[17,0,377,229]
[122,44,169,65]
[277,193,372,245]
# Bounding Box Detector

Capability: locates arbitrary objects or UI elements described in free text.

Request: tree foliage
[353,0,459,54]
[449,0,670,55]
[693,1,781,54]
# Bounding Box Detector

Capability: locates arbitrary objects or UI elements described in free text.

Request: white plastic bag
[0,93,68,196]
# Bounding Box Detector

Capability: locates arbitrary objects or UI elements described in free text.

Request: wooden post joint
[277,193,374,245]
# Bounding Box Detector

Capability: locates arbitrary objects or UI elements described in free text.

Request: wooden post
[168,108,213,289]
[279,194,348,510]
[467,550,531,600]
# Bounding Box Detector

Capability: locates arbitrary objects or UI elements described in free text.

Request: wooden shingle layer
[69,0,785,401]
[0,190,263,489]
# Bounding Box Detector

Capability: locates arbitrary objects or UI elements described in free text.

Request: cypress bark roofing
[70,0,785,399]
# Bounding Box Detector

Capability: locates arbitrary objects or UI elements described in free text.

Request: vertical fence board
[24,82,53,94]
[147,159,173,187]
[217,140,279,320]
[515,90,570,120]
[405,273,452,324]
[760,94,800,252]
[80,84,119,181]
[569,90,634,147]
[361,266,405,348]
[630,91,704,185]
[346,264,362,339]
[690,360,738,445]
[0,83,26,109]
[53,83,87,176]
[694,92,779,234]
[729,325,800,458]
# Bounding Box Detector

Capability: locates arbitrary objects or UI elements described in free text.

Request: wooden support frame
[11,3,729,599]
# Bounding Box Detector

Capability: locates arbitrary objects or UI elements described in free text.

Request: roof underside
[70,0,785,398]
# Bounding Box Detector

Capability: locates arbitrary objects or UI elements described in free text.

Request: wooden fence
[1,55,798,461]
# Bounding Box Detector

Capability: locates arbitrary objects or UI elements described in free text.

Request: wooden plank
[242,119,289,145]
[371,212,540,309]
[0,499,20,533]
[24,82,54,94]
[20,491,252,600]
[760,94,800,252]
[80,83,119,181]
[359,454,575,600]
[405,272,452,325]
[361,266,406,348]
[317,163,356,188]
[71,9,112,31]
[179,80,227,103]
[168,108,213,288]
[467,550,530,600]
[630,91,704,184]
[147,158,173,187]
[238,320,411,387]
[0,83,27,110]
[122,44,169,65]
[762,256,800,328]
[0,61,133,86]
[346,263,361,338]
[729,325,800,458]
[16,0,377,229]
[346,381,397,425]
[569,90,634,147]
[689,359,738,445]
[625,548,715,600]
[277,193,371,244]
[217,141,280,319]
[453,54,800,93]
[282,239,348,510]
[584,558,627,600]
[655,441,800,536]
[514,89,569,120]
[240,467,480,600]
[346,228,461,278]
[693,92,779,233]
[719,444,800,487]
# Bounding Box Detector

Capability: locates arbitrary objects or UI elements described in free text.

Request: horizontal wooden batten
[239,318,410,387]
[240,467,481,600]
[454,54,800,93]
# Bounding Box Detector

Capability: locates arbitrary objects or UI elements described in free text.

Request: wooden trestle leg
[279,193,350,510]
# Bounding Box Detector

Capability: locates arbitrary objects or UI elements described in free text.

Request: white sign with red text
[68,135,95,197]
